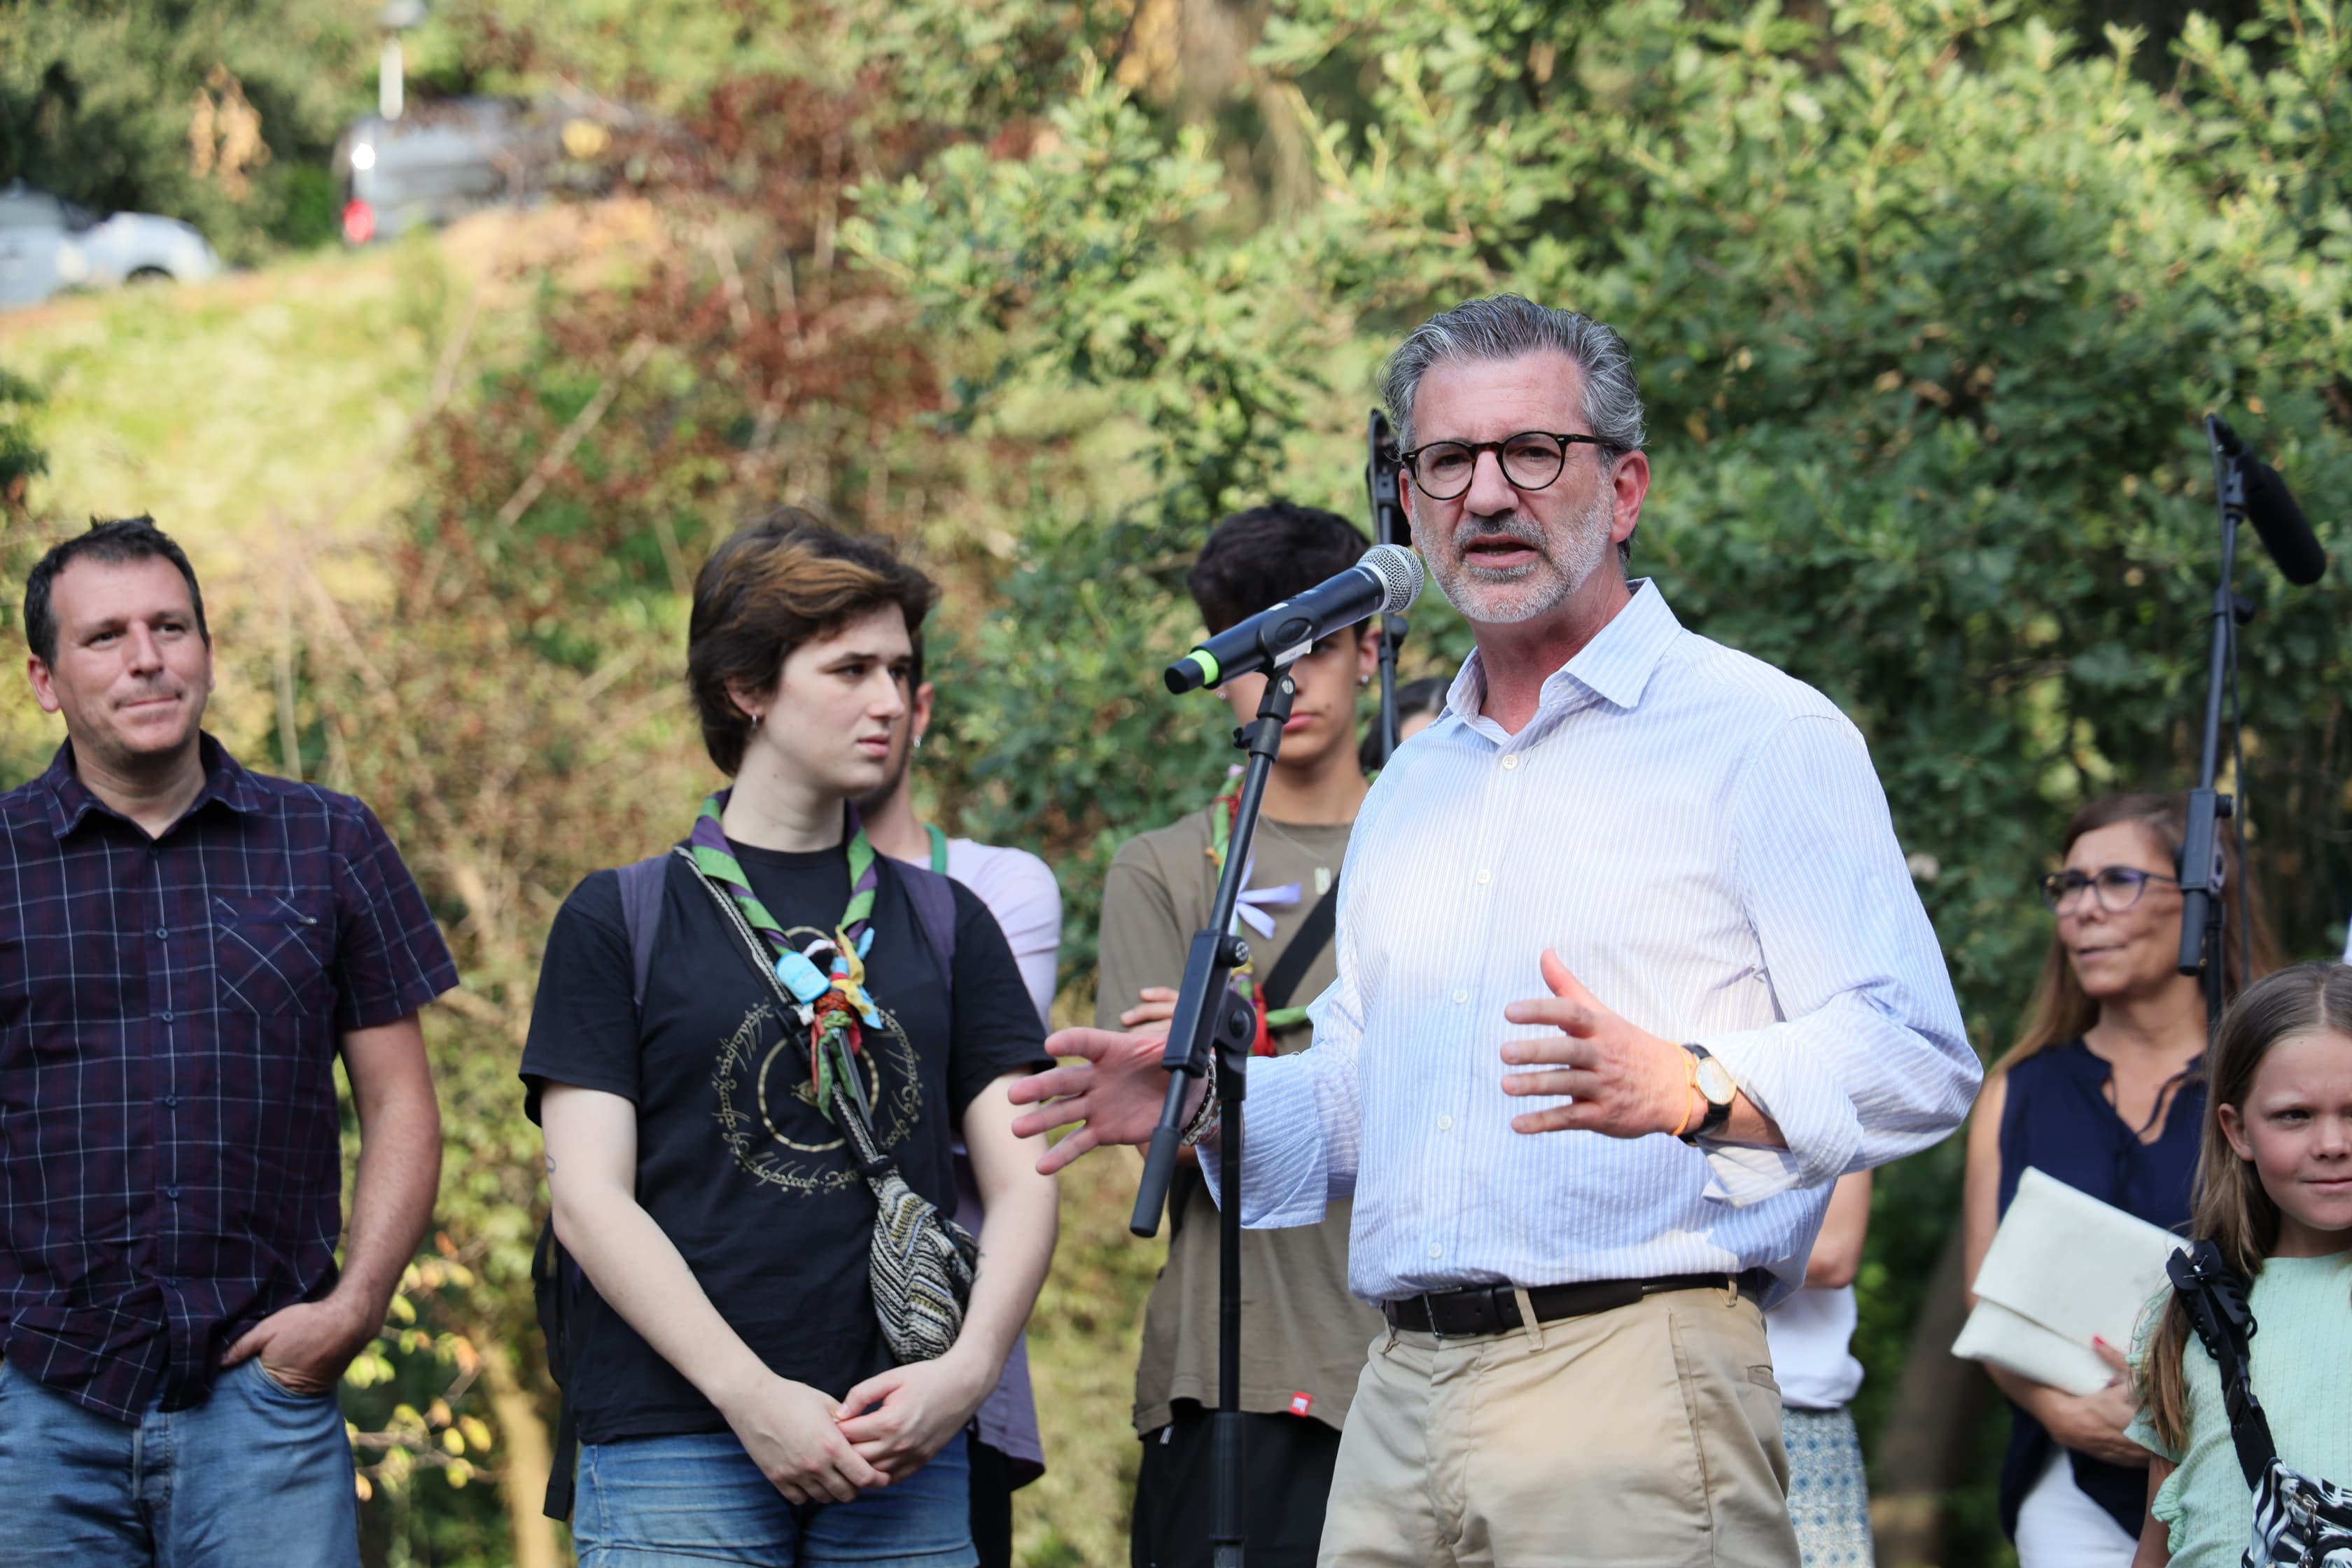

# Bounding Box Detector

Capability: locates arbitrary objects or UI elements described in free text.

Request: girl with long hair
[1962,792,2278,1567]
[2126,962,2352,1564]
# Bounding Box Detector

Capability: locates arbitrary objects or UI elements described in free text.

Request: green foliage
[0,0,379,261]
[0,366,45,505]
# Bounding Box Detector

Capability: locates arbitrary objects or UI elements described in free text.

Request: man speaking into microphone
[1013,295,1981,1567]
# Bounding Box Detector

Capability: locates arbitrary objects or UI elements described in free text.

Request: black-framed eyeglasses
[1395,430,1611,502]
[2038,866,2181,913]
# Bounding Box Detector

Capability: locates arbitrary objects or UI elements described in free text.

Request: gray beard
[1429,487,1613,626]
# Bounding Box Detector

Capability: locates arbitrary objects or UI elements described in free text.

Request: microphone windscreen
[1362,543,1425,612]
[2244,460,2328,586]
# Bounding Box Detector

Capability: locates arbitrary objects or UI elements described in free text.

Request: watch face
[1695,1056,1737,1105]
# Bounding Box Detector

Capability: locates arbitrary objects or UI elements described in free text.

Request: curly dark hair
[1186,501,1371,634]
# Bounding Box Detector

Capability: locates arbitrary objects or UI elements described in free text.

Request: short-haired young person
[1097,502,1388,1568]
[857,639,1063,1568]
[0,518,456,1566]
[523,512,1058,1567]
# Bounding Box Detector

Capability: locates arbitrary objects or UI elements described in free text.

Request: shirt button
[162,1094,179,1108]
[1427,1242,1443,1259]
[1452,990,1469,1005]
[155,927,168,939]
[1475,869,1492,885]
[1438,1114,1454,1131]
[1501,755,1519,771]
[164,1186,181,1200]
[160,1011,174,1023]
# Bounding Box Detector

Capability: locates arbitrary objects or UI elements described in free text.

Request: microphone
[2213,417,2328,586]
[1166,543,1424,694]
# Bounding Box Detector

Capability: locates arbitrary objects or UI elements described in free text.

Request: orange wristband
[1669,1051,1701,1140]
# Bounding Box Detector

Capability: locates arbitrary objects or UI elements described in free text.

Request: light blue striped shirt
[1203,581,1980,1306]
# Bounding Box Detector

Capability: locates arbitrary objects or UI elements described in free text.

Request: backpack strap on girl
[2166,1239,2278,1490]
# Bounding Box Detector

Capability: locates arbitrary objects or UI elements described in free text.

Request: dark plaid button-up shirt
[0,736,457,1420]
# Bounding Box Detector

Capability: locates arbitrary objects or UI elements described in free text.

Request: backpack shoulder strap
[890,857,959,1003]
[614,849,676,1014]
[1260,871,1340,1013]
[541,846,673,1524]
[2167,1240,2279,1490]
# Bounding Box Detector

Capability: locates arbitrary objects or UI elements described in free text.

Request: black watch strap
[1680,1044,1736,1145]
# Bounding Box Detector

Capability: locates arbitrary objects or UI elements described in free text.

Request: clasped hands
[722,1346,997,1506]
[1004,948,1702,1170]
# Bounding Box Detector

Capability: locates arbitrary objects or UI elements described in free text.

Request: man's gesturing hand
[1006,1027,1204,1176]
[1499,950,1693,1139]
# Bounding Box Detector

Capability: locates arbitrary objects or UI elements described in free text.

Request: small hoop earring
[750,711,764,728]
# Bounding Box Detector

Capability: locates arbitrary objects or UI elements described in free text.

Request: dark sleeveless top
[1995,1039,2204,1542]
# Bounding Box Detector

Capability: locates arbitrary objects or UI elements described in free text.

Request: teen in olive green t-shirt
[1100,503,1392,1568]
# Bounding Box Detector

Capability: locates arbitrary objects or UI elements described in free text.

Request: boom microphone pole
[2177,414,2328,1027]
[1366,412,1410,766]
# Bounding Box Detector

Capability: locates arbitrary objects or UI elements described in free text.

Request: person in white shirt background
[858,638,1063,1568]
[1767,1171,1876,1567]
[1009,293,1982,1568]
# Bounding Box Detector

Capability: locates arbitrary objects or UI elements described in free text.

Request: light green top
[2127,1252,2352,1567]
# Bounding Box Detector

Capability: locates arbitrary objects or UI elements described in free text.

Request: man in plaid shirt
[0,518,456,1565]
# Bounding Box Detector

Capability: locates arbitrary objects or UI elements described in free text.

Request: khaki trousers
[1317,1284,1799,1568]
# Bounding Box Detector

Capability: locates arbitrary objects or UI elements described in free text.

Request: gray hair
[1378,295,1647,455]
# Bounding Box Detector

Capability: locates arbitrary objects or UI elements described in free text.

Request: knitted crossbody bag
[684,842,979,1366]
[2166,1241,2352,1567]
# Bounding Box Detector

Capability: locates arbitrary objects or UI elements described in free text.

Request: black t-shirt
[521,843,1051,1445]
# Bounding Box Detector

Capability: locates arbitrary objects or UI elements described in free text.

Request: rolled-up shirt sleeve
[1698,714,1979,1204]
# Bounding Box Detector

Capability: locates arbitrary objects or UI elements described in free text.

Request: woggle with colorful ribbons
[690,791,883,1121]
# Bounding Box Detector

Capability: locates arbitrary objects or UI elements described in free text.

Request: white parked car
[0,181,223,309]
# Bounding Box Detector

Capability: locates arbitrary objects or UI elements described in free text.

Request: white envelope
[1951,1166,2188,1396]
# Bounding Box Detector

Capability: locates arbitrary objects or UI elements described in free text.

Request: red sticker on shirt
[1289,1391,1313,1417]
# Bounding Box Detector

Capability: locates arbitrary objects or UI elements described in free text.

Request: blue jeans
[574,1429,976,1568]
[0,1357,359,1567]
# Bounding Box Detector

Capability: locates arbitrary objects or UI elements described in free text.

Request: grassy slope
[0,216,1170,1567]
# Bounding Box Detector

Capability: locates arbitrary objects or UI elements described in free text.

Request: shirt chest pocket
[211,894,335,1018]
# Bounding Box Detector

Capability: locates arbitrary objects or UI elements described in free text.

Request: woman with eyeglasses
[1960,792,2278,1568]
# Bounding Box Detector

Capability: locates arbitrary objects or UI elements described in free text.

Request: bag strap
[615,850,672,1014]
[893,857,958,1006]
[1258,873,1340,1013]
[2167,1240,2279,1490]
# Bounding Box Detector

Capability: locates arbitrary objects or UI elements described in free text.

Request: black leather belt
[1380,1268,1772,1338]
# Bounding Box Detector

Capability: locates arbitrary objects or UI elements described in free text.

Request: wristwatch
[1679,1044,1737,1145]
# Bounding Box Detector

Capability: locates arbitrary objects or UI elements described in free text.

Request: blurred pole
[379,35,404,120]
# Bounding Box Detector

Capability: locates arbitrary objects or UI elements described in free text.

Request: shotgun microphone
[2213,417,2328,586]
[1165,543,1424,694]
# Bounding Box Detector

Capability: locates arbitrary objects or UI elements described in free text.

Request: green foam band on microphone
[1190,649,1220,687]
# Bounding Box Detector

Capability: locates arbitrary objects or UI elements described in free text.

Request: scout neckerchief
[1206,772,1306,1055]
[690,791,883,1121]
[926,822,950,875]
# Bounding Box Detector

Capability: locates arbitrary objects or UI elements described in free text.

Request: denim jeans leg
[573,1432,801,1568]
[799,1432,976,1568]
[150,1359,360,1568]
[0,1360,155,1565]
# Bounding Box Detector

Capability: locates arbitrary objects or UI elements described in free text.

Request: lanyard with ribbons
[690,790,883,1122]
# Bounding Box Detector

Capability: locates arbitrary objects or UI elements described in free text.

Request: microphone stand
[1131,656,1302,1568]
[1366,412,1410,767]
[2176,414,2255,1029]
